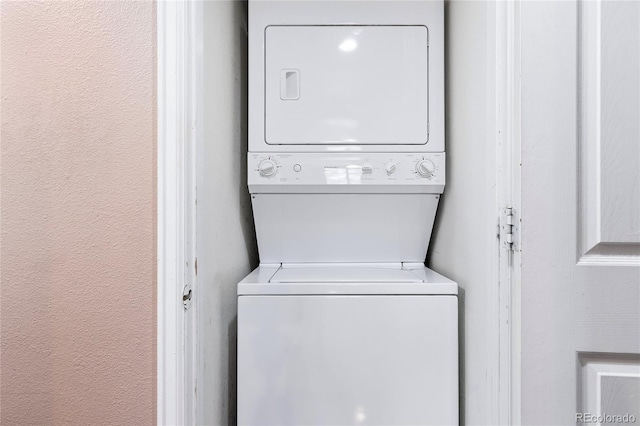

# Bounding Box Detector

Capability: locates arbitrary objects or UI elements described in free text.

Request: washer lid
[237,265,457,295]
[270,266,423,283]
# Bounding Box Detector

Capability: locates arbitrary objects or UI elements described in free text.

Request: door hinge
[501,207,520,252]
[182,284,192,310]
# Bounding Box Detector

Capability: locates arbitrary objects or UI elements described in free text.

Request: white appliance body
[237,265,458,426]
[248,0,446,262]
[249,151,445,263]
[238,1,457,425]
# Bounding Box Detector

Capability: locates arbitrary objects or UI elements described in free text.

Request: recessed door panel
[265,25,429,145]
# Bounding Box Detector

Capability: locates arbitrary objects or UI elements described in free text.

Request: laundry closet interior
[194,1,501,424]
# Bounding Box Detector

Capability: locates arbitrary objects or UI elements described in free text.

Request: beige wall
[0,2,156,424]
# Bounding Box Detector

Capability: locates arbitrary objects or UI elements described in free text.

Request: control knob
[385,162,398,176]
[258,159,278,177]
[416,159,435,178]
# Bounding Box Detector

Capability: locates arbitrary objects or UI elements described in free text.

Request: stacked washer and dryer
[237,1,458,424]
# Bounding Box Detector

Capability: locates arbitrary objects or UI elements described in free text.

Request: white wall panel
[428,2,500,424]
[197,2,259,425]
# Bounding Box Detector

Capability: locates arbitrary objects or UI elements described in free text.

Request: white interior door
[520,1,640,424]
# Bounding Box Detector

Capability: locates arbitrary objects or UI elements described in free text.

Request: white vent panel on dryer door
[265,25,429,145]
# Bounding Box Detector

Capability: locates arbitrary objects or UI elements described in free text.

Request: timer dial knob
[416,159,435,178]
[258,159,278,177]
[385,162,398,175]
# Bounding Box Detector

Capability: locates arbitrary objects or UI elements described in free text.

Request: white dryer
[238,1,457,424]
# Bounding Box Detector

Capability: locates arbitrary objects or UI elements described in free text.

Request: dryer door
[265,25,429,145]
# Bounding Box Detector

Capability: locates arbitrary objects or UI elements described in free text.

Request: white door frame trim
[496,1,522,424]
[157,1,200,424]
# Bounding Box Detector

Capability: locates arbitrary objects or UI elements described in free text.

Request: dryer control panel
[248,153,445,193]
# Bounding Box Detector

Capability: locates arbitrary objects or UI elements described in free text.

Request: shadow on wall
[229,8,256,403]
[230,1,259,424]
[238,0,259,266]
[228,316,239,425]
[428,207,466,426]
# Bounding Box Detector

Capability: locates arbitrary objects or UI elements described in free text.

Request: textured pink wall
[0,2,156,424]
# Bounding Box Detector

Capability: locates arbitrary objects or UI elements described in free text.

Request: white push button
[293,164,302,172]
[362,163,373,174]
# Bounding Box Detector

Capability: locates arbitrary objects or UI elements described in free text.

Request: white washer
[237,264,458,426]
